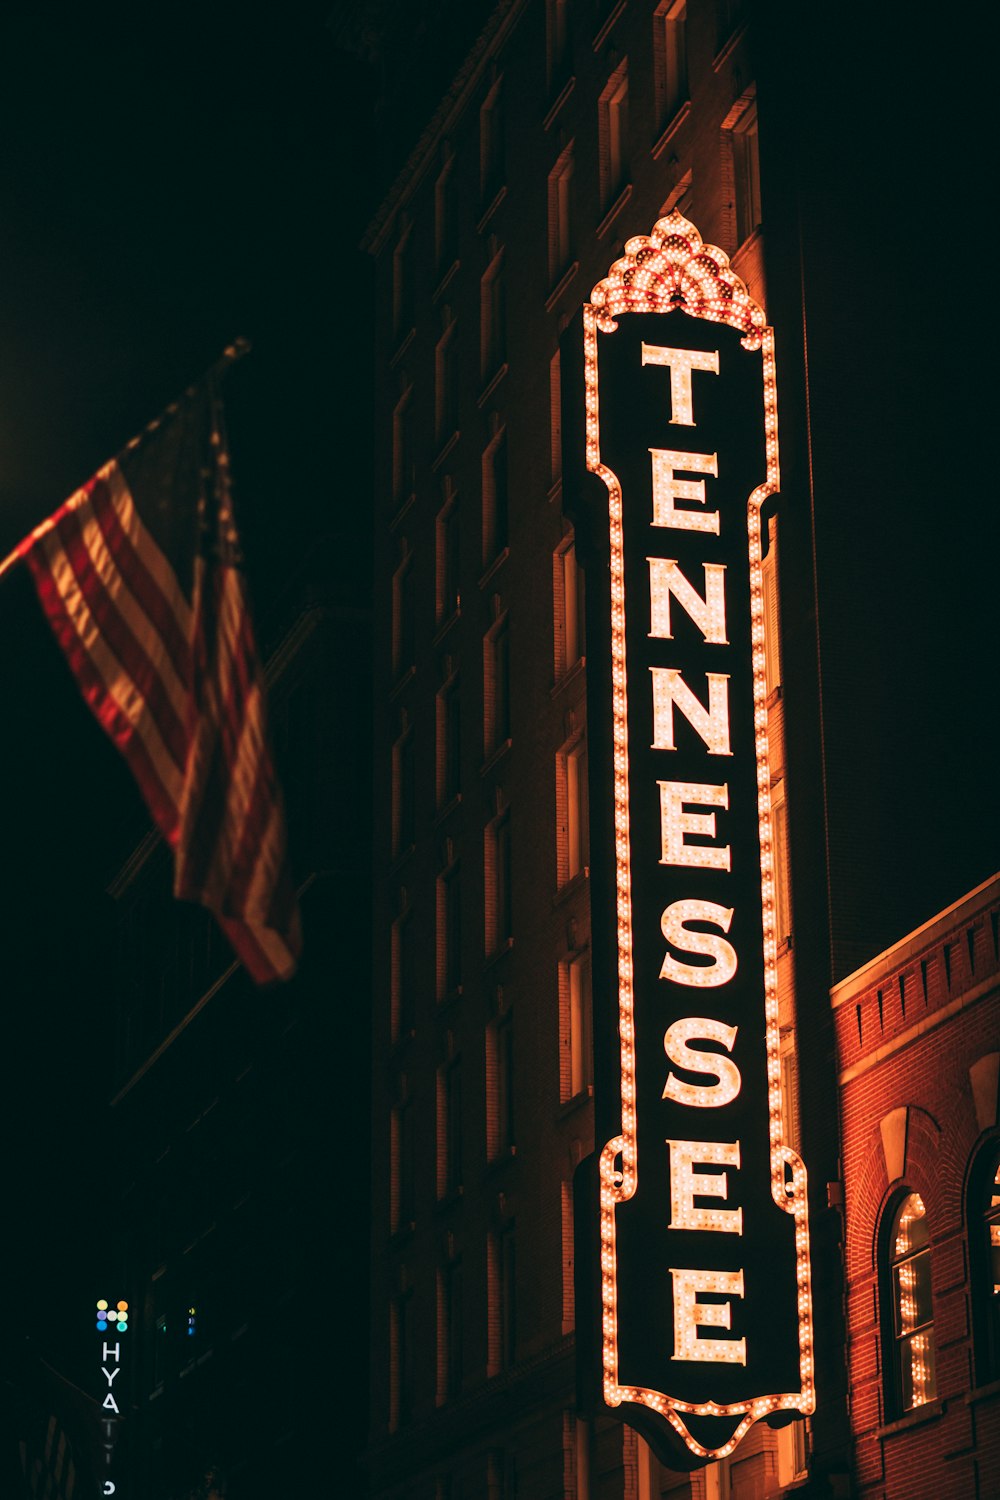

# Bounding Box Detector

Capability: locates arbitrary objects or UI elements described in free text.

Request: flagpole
[0,337,252,584]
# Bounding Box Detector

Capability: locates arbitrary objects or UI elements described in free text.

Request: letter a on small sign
[566,212,814,1466]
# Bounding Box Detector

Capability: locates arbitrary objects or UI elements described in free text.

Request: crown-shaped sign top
[590,210,766,350]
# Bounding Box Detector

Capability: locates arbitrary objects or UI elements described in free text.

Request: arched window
[969,1140,1000,1385]
[885,1191,937,1413]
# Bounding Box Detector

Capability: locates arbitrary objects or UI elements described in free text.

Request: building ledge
[713,20,749,72]
[965,1377,1000,1406]
[432,610,460,649]
[431,430,460,471]
[478,545,509,589]
[553,868,589,908]
[596,183,633,240]
[480,738,512,777]
[876,1397,943,1438]
[433,259,461,302]
[545,260,579,314]
[543,75,575,131]
[551,656,586,699]
[557,1088,593,1121]
[389,327,416,367]
[477,361,509,408]
[476,184,507,234]
[485,935,514,967]
[592,0,626,51]
[831,872,999,1007]
[651,101,691,161]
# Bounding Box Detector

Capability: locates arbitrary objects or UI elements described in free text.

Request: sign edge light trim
[585,210,815,1462]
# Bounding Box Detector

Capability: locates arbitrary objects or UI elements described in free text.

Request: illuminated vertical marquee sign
[572,212,813,1465]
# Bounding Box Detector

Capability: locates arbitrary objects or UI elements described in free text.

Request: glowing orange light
[586,210,814,1461]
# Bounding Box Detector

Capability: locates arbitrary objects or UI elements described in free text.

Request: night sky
[0,0,379,1398]
[0,0,496,1426]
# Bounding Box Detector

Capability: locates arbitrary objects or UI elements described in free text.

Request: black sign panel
[568,215,813,1466]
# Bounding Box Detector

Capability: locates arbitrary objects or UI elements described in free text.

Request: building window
[728,93,761,248]
[391,225,413,342]
[598,61,629,210]
[546,0,570,90]
[390,1096,415,1232]
[499,1223,516,1368]
[480,78,505,204]
[391,542,415,678]
[762,514,782,696]
[488,1223,517,1373]
[556,734,589,886]
[482,428,509,565]
[485,806,512,954]
[488,1447,518,1500]
[885,1191,937,1414]
[435,314,459,448]
[391,903,416,1041]
[561,1183,575,1333]
[391,721,415,858]
[487,1007,515,1157]
[653,2,688,133]
[436,1050,463,1197]
[547,144,574,283]
[560,950,593,1103]
[771,778,791,945]
[554,535,586,679]
[483,615,511,757]
[437,1253,463,1403]
[436,675,461,810]
[436,856,462,999]
[480,248,507,381]
[563,1413,592,1500]
[390,1287,414,1429]
[434,151,458,277]
[549,350,562,487]
[776,1415,808,1488]
[779,1044,800,1153]
[970,1141,1000,1385]
[392,389,415,510]
[435,487,460,626]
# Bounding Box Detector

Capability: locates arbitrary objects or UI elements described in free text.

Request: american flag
[11,377,300,984]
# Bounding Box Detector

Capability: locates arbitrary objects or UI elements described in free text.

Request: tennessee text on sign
[570,213,814,1466]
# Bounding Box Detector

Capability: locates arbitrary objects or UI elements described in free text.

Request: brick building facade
[362,2,996,1496]
[833,876,1000,1499]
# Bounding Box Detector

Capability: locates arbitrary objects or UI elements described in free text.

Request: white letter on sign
[670,1268,747,1364]
[651,668,731,756]
[648,558,728,644]
[650,449,720,533]
[667,1139,743,1234]
[658,780,731,870]
[659,901,737,988]
[641,344,720,426]
[662,1017,741,1105]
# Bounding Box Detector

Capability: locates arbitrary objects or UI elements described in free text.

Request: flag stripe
[106,464,195,639]
[89,473,195,693]
[77,493,191,729]
[179,568,270,904]
[38,532,186,823]
[27,542,182,842]
[55,503,190,773]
